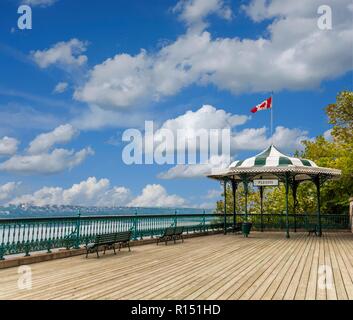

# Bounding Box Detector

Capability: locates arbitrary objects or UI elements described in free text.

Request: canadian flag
[251,97,272,113]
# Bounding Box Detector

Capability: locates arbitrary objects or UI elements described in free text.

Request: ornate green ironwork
[0,212,349,259]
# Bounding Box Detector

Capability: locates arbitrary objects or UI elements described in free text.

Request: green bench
[157,226,184,245]
[174,226,184,243]
[85,231,132,258]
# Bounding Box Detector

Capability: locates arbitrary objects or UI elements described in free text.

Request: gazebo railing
[232,213,350,230]
[0,213,349,259]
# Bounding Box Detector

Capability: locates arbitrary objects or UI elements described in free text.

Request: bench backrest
[174,226,184,235]
[164,227,175,237]
[115,231,132,242]
[95,233,117,245]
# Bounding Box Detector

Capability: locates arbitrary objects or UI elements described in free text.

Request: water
[0,205,215,219]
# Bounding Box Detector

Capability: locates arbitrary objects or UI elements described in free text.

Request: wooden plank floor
[0,232,353,300]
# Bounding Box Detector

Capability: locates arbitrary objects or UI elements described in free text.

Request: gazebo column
[314,176,322,237]
[231,179,238,232]
[223,179,228,235]
[260,186,264,232]
[241,175,251,238]
[285,173,290,239]
[242,176,249,222]
[292,180,299,233]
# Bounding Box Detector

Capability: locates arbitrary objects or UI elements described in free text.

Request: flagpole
[271,91,274,145]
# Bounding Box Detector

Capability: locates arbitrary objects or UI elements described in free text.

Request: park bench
[85,231,132,258]
[157,226,184,245]
[173,226,184,244]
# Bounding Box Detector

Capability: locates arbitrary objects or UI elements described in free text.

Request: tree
[326,90,353,147]
[300,91,353,214]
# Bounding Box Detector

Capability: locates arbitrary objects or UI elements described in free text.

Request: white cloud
[158,154,230,179]
[0,182,21,202]
[153,104,248,155]
[10,186,65,206]
[22,0,57,7]
[231,127,268,151]
[0,136,19,156]
[0,147,94,174]
[28,124,78,154]
[74,0,352,110]
[0,124,92,175]
[9,177,131,207]
[53,82,68,94]
[71,105,148,130]
[8,178,186,208]
[31,39,88,69]
[128,184,186,207]
[62,177,110,205]
[96,186,132,207]
[242,0,347,22]
[271,126,310,150]
[173,0,232,31]
[158,105,247,134]
[231,126,310,152]
[74,50,152,108]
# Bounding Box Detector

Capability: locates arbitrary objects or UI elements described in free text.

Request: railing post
[24,241,30,257]
[47,226,52,254]
[74,212,81,249]
[0,223,4,260]
[133,210,138,240]
[292,181,298,233]
[0,244,4,260]
[203,210,206,232]
[260,186,264,232]
[174,210,177,227]
[232,180,237,232]
[242,175,249,222]
[315,177,322,237]
[285,173,290,239]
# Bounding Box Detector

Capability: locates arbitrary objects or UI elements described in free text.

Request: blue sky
[0,0,352,208]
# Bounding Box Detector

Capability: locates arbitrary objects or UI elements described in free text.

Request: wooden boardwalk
[0,232,353,300]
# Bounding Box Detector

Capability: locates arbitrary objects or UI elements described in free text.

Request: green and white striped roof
[208,145,341,181]
[229,145,317,168]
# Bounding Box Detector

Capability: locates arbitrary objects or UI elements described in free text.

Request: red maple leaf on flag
[251,97,272,113]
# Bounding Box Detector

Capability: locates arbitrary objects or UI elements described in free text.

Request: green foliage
[326,90,353,146]
[300,91,353,213]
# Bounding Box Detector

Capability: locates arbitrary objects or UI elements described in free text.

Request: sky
[0,0,352,209]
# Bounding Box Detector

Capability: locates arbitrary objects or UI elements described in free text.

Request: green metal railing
[0,213,219,259]
[0,213,349,259]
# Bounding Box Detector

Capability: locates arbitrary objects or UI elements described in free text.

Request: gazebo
[207,145,341,238]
